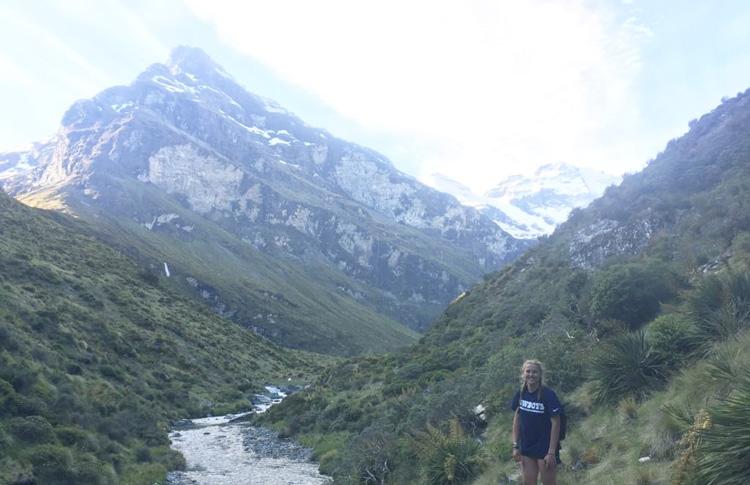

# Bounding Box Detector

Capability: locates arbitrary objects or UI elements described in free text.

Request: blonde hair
[519,359,544,400]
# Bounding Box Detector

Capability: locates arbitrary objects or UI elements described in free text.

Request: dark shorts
[521,451,561,465]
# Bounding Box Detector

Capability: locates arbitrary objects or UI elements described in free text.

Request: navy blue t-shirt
[511,386,562,459]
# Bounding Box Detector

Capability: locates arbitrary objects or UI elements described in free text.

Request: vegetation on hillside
[34,176,420,356]
[0,192,329,484]
[261,90,750,484]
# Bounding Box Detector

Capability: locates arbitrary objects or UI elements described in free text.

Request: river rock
[243,427,313,461]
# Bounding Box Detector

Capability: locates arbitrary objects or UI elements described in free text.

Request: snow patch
[111,102,134,112]
[214,66,232,79]
[200,85,242,108]
[151,75,196,94]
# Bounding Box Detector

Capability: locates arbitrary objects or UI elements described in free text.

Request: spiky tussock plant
[688,271,750,346]
[591,331,665,403]
[691,370,750,484]
[412,418,484,485]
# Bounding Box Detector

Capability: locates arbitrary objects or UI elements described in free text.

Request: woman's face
[523,364,541,387]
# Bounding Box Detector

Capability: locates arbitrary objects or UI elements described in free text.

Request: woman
[511,360,561,485]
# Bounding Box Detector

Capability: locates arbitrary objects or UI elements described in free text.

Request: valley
[2,43,750,485]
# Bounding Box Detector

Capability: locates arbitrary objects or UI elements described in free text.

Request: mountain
[0,46,531,353]
[262,89,750,483]
[424,164,620,239]
[0,189,327,484]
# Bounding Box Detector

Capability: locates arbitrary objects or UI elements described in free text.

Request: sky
[2,0,750,193]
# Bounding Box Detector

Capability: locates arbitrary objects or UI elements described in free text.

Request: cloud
[0,1,177,148]
[0,5,114,93]
[0,52,40,88]
[188,0,650,190]
[100,0,171,59]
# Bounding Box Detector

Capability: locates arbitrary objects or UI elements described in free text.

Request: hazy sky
[2,0,750,192]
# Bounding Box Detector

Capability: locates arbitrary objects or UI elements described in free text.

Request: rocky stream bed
[166,386,331,485]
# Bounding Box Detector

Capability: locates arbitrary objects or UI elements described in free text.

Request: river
[166,386,332,485]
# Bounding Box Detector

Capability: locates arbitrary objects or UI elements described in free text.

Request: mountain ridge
[0,46,531,351]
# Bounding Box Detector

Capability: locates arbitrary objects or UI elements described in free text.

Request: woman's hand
[544,452,555,468]
[512,448,521,462]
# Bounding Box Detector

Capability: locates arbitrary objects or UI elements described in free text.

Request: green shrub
[0,456,34,485]
[344,424,395,484]
[0,378,19,417]
[209,400,247,416]
[99,365,125,381]
[646,314,700,370]
[591,331,665,402]
[13,393,47,416]
[0,323,20,351]
[135,445,152,463]
[22,443,74,484]
[590,262,676,329]
[149,446,186,470]
[70,453,117,485]
[7,415,55,444]
[2,363,39,393]
[119,462,168,485]
[0,427,10,453]
[53,386,85,420]
[55,426,100,452]
[413,418,484,485]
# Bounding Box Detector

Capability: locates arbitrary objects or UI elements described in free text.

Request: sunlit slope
[0,190,330,484]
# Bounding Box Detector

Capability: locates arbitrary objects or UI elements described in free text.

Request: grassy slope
[0,191,333,484]
[261,90,750,484]
[20,175,420,356]
[22,170,424,356]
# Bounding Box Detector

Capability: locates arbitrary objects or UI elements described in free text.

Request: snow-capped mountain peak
[166,45,233,80]
[487,163,618,200]
[423,165,621,239]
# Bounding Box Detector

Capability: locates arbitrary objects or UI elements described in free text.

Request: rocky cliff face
[0,47,530,344]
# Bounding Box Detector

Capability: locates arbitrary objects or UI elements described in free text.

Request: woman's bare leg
[538,457,557,485]
[521,455,539,485]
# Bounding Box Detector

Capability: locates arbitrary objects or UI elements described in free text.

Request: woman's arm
[512,411,521,462]
[544,415,561,468]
